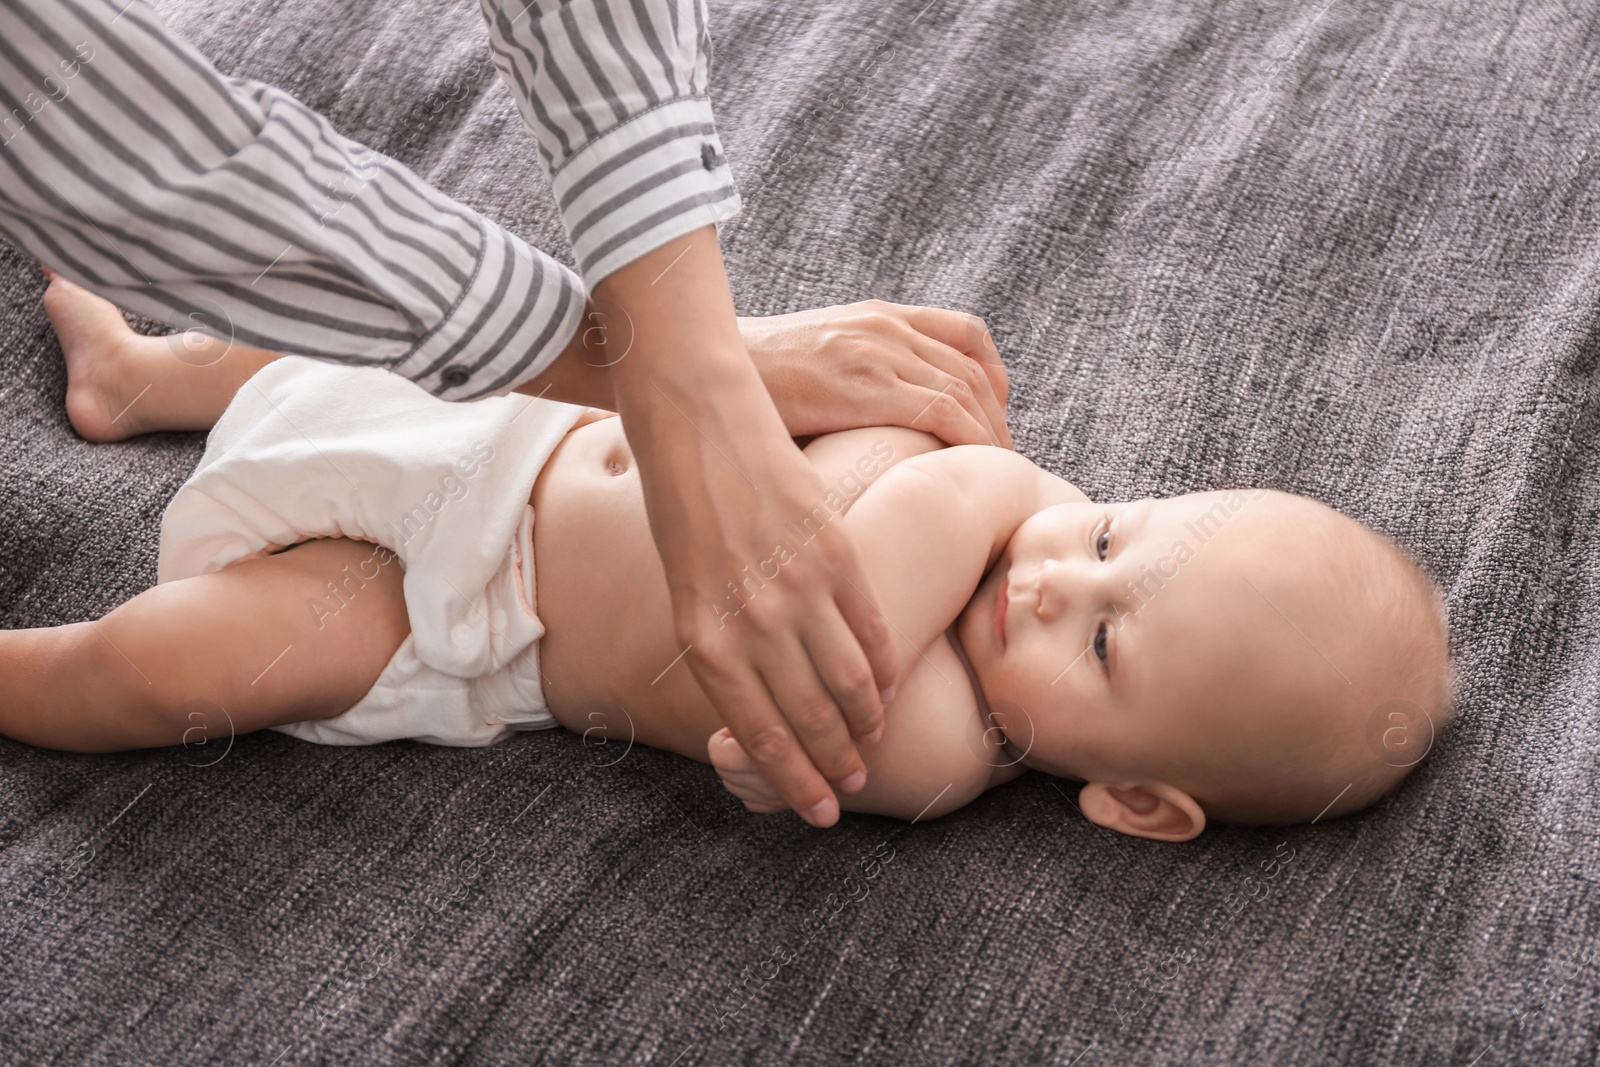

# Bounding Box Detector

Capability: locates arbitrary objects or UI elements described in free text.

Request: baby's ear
[1078,782,1205,842]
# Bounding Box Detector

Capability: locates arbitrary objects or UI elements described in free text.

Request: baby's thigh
[137,537,411,736]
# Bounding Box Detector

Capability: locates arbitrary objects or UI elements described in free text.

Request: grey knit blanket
[2,0,1597,1063]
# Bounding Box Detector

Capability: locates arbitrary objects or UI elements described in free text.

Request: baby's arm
[710,636,1030,822]
[840,443,1062,677]
[712,443,1059,820]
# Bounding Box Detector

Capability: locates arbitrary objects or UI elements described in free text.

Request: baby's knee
[60,621,197,751]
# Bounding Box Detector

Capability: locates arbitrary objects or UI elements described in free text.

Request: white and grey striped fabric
[0,0,741,399]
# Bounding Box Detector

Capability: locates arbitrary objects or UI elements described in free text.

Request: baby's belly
[529,415,722,761]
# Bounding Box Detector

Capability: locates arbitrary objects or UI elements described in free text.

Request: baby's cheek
[986,697,1024,737]
[984,664,1044,730]
[1007,654,1090,730]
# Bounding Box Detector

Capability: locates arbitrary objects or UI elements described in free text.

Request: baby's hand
[707,727,791,814]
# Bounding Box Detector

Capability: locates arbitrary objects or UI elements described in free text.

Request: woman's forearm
[592,225,768,427]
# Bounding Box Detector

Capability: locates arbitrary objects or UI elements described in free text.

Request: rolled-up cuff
[388,216,588,400]
[551,95,743,288]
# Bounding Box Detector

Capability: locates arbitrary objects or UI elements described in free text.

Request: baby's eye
[1095,527,1111,561]
[1093,622,1108,664]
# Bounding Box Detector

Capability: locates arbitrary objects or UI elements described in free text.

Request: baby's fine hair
[1188,491,1455,826]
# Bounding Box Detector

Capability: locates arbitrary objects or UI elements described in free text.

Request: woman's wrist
[593,224,788,444]
[611,347,794,484]
[510,296,617,409]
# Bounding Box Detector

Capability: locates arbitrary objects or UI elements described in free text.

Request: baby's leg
[42,267,281,442]
[0,538,409,752]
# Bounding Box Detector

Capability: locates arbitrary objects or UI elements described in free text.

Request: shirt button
[701,143,720,170]
[451,622,475,649]
[441,364,471,389]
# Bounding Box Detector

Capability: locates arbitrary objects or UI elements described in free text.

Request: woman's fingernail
[862,725,884,745]
[840,769,867,793]
[806,797,837,826]
[880,685,897,706]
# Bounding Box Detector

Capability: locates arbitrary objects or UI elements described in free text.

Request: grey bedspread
[3,0,1598,1063]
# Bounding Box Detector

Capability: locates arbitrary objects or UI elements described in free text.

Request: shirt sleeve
[479,0,742,289]
[0,0,585,400]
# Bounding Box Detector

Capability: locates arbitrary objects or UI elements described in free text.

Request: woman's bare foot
[41,266,151,442]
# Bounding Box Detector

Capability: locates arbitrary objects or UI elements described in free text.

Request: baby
[4,273,1455,840]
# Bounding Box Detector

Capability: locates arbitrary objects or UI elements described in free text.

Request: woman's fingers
[897,303,1012,405]
[740,299,1016,446]
[688,635,844,827]
[802,598,892,749]
[751,623,873,789]
[895,328,1014,449]
[893,366,1001,448]
[920,329,1013,449]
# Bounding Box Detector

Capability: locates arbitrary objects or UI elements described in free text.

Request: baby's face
[953,489,1313,785]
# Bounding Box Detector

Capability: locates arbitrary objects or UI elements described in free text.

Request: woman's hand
[518,298,1017,453]
[739,300,1014,449]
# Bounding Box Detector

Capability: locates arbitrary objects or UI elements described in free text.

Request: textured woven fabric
[2,0,1597,1063]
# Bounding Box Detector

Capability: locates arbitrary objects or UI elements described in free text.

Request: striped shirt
[0,0,741,399]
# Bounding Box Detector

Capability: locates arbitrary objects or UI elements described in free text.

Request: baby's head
[954,488,1454,841]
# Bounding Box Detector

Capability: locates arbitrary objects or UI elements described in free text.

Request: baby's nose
[1036,558,1074,620]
